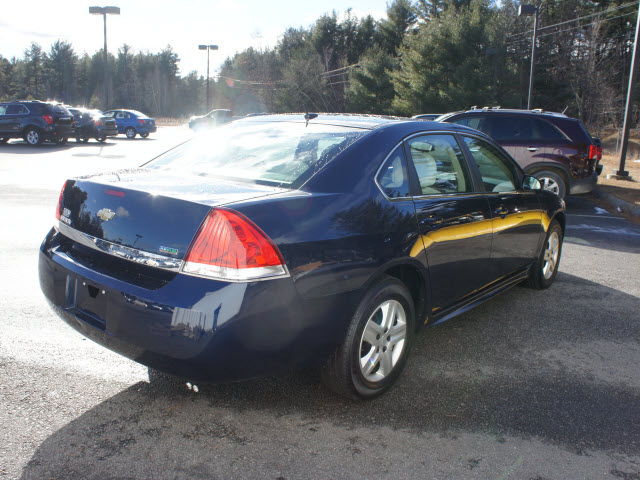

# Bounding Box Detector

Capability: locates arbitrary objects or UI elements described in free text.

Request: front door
[405,133,494,312]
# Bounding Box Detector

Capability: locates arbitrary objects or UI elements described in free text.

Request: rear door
[406,133,494,311]
[5,104,30,134]
[0,104,9,135]
[459,134,544,279]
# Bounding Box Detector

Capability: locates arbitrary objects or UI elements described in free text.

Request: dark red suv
[437,108,603,198]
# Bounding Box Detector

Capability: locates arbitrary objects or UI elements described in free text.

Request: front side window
[463,136,519,192]
[406,134,473,195]
[147,121,367,188]
[377,146,410,199]
[0,105,6,115]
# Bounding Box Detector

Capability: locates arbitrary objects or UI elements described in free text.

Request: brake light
[55,181,67,222]
[182,208,287,281]
[589,145,603,161]
[95,119,103,126]
[138,119,145,125]
[43,115,54,124]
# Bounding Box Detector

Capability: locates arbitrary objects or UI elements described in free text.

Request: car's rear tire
[96,136,106,143]
[321,276,415,400]
[140,132,149,138]
[24,128,42,146]
[56,137,68,145]
[125,127,136,139]
[535,170,566,199]
[527,219,563,290]
[0,138,8,144]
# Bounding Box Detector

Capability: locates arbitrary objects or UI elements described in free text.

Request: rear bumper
[39,229,354,382]
[46,125,75,139]
[99,127,118,137]
[569,171,598,195]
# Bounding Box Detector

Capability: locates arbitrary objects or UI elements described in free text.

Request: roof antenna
[562,106,568,114]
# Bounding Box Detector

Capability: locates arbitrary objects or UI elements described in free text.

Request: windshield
[146,121,368,188]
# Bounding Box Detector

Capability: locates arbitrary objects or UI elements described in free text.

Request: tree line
[0,0,637,130]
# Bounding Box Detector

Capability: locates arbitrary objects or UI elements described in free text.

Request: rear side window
[147,121,367,188]
[531,118,566,140]
[377,146,410,199]
[406,134,473,195]
[463,136,518,192]
[6,105,29,114]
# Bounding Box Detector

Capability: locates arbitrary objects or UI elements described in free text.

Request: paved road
[1,129,639,479]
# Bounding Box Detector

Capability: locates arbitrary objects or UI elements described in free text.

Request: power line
[508,0,639,39]
[506,11,637,46]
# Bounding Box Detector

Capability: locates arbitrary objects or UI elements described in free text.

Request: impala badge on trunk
[97,208,116,221]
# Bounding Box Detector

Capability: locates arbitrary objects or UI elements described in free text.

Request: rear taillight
[589,145,603,161]
[55,181,67,222]
[95,120,103,126]
[138,119,145,125]
[182,208,287,281]
[43,115,54,124]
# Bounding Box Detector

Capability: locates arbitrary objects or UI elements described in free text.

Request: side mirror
[522,175,541,190]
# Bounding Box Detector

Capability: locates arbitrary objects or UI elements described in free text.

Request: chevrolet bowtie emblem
[97,208,116,221]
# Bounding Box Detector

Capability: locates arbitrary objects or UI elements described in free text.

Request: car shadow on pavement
[0,142,77,154]
[20,272,640,479]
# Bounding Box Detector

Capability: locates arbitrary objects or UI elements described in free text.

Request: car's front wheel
[527,219,563,289]
[24,128,42,146]
[125,127,136,139]
[321,276,415,399]
[535,170,566,199]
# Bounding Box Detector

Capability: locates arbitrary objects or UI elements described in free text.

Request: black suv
[67,107,118,143]
[0,101,75,146]
[438,108,602,198]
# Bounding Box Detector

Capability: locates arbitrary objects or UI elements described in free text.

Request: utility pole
[519,5,539,110]
[89,6,120,110]
[610,3,640,180]
[198,45,219,113]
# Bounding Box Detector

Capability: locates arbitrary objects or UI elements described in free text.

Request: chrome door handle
[526,147,539,152]
[421,214,443,225]
[494,206,509,218]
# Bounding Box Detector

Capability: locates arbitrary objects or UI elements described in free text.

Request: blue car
[38,114,565,399]
[103,109,157,139]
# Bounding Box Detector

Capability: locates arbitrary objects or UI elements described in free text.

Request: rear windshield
[146,121,367,187]
[49,104,70,115]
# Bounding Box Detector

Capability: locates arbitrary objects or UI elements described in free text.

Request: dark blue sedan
[103,109,157,139]
[39,114,565,399]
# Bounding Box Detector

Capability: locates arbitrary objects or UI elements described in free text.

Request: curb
[590,189,640,218]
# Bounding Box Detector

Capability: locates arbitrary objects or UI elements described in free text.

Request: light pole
[198,44,218,113]
[519,4,539,110]
[90,6,120,110]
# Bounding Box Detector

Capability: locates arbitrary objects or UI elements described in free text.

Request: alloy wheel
[540,176,560,195]
[26,130,39,145]
[359,299,407,382]
[543,231,560,279]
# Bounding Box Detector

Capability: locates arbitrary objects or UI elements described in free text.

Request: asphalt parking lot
[1,128,639,480]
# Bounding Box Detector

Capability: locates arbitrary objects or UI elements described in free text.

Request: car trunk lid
[58,169,287,261]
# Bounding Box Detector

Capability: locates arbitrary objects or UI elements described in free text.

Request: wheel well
[552,211,566,234]
[383,264,427,331]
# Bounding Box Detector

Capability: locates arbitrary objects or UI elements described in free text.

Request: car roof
[238,113,418,130]
[440,108,569,119]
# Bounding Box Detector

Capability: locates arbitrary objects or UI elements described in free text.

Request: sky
[1,0,390,78]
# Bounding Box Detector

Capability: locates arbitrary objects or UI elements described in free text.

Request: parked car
[188,109,233,130]
[103,109,157,139]
[67,108,118,143]
[437,108,603,198]
[39,114,565,399]
[412,114,442,121]
[0,100,74,145]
